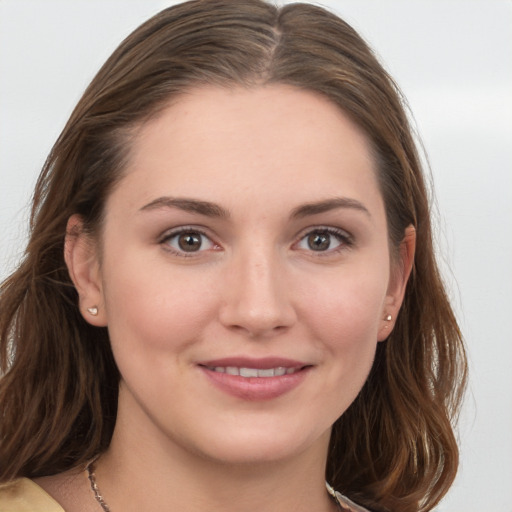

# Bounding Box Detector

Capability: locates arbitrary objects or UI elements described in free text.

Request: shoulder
[0,478,64,512]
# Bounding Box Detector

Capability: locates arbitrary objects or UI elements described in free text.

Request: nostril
[225,322,290,337]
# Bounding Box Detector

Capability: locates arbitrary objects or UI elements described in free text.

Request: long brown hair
[0,1,466,511]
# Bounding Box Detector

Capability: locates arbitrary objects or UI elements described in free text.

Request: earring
[385,314,392,321]
[87,306,99,316]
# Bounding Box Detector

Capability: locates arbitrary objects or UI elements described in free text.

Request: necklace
[86,459,111,512]
[86,459,346,512]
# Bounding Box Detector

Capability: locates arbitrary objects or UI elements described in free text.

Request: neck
[96,400,335,512]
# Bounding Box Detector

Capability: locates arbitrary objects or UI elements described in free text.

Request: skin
[48,85,414,512]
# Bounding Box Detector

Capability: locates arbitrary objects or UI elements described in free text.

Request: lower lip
[199,366,311,401]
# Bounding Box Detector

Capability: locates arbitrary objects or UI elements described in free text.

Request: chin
[185,423,330,467]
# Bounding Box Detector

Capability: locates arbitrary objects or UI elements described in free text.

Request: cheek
[101,256,218,357]
[297,262,389,357]
[302,268,388,412]
[282,265,388,423]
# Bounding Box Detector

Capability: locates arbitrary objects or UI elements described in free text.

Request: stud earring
[385,314,392,321]
[87,306,98,316]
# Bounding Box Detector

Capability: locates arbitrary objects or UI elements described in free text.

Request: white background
[1,1,511,510]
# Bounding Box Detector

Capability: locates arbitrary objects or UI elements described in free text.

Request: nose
[218,247,297,338]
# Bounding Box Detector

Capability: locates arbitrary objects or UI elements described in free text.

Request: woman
[0,1,467,511]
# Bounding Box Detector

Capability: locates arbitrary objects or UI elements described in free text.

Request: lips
[197,357,312,401]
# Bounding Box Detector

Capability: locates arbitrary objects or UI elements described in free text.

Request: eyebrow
[139,195,370,220]
[139,197,230,218]
[290,197,371,219]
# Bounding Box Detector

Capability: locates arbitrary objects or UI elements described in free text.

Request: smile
[198,359,312,400]
[205,366,300,377]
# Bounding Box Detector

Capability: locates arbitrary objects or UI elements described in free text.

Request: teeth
[257,368,275,377]
[239,367,258,377]
[208,366,299,377]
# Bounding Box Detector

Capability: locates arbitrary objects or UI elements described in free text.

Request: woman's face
[73,85,410,466]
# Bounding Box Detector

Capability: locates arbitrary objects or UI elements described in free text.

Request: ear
[377,225,416,341]
[64,214,107,326]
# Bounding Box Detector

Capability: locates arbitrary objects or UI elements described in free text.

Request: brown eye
[295,228,350,254]
[178,232,202,252]
[162,229,216,255]
[307,232,330,251]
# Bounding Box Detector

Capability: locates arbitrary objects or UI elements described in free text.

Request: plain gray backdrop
[1,1,511,510]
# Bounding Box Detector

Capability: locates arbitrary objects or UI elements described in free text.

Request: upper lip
[198,357,310,369]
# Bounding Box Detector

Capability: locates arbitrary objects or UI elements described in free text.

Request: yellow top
[0,478,64,512]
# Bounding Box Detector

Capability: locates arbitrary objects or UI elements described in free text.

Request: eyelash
[158,226,354,258]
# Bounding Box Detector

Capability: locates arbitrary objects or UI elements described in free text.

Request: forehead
[114,84,383,218]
